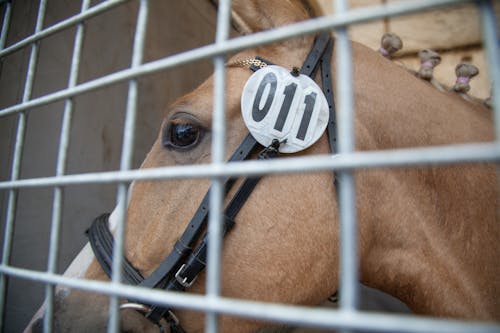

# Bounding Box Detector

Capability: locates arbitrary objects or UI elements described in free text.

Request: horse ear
[231,0,319,34]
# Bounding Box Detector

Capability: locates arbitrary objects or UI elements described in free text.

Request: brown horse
[26,1,499,332]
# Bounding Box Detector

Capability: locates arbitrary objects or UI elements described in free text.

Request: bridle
[87,31,337,333]
[88,31,336,333]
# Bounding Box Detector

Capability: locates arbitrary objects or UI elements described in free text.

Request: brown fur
[30,1,499,332]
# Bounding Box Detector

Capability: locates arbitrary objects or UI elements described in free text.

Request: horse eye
[163,116,203,150]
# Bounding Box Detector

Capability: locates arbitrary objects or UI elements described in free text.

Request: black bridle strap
[321,38,337,155]
[300,32,331,77]
[87,213,144,285]
[87,32,337,331]
[302,33,337,155]
[87,134,258,287]
[147,156,274,322]
[146,176,264,322]
[139,133,258,289]
[162,141,283,294]
[147,34,337,324]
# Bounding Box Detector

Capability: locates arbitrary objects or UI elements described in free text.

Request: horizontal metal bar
[0,142,498,190]
[0,265,498,333]
[0,0,129,58]
[0,0,474,118]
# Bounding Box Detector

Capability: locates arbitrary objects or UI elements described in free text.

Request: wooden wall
[317,0,500,99]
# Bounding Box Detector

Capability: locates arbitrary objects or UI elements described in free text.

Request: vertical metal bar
[0,9,14,329]
[107,1,148,332]
[334,0,359,317]
[0,0,47,331]
[478,0,500,140]
[43,1,90,332]
[0,0,12,49]
[205,0,231,332]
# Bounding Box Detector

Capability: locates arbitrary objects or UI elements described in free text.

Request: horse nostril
[31,317,44,333]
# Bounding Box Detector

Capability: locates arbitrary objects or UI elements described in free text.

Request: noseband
[87,32,337,333]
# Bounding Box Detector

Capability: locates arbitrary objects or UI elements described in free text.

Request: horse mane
[229,0,491,109]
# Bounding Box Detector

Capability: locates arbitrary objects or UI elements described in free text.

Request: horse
[26,0,500,332]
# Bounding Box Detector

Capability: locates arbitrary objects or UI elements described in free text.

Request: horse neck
[357,165,500,321]
[346,42,500,321]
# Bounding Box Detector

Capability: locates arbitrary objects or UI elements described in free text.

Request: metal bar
[1,142,499,190]
[205,0,232,332]
[478,0,500,140]
[0,0,129,58]
[0,0,12,49]
[0,0,47,330]
[0,1,498,332]
[0,0,476,118]
[0,8,14,327]
[107,1,148,332]
[335,0,359,317]
[1,265,499,333]
[43,1,90,332]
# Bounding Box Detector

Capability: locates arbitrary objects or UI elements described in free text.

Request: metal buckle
[328,292,338,303]
[175,264,196,288]
[120,302,151,314]
[121,302,176,331]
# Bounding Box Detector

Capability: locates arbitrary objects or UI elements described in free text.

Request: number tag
[241,65,329,153]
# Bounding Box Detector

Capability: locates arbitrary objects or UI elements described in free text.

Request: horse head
[27,0,500,332]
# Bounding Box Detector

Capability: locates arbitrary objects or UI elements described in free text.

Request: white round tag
[241,65,329,153]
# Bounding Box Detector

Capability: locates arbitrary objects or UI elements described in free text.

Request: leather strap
[147,146,275,323]
[300,32,331,77]
[147,34,337,325]
[320,38,337,155]
[88,134,257,288]
[139,133,258,289]
[87,214,144,285]
[139,56,270,291]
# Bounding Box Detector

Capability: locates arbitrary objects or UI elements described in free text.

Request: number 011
[251,72,317,141]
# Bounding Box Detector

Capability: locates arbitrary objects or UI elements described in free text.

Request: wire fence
[0,0,499,332]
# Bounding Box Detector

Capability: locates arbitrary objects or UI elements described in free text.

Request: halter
[87,32,337,333]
